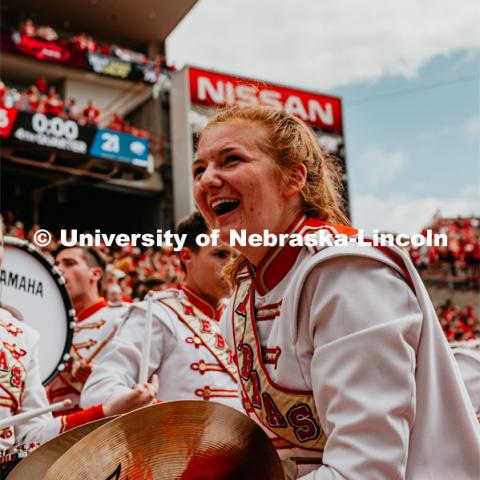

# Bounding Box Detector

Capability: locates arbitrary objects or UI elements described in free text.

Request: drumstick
[0,399,72,429]
[84,317,122,365]
[138,291,154,385]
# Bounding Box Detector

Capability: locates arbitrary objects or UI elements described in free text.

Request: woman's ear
[283,163,307,198]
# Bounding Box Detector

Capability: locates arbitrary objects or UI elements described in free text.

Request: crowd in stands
[18,18,163,67]
[2,212,479,341]
[409,216,480,288]
[436,300,479,342]
[0,77,150,138]
[2,214,183,303]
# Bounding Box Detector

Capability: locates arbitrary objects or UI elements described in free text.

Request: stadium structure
[0,0,350,235]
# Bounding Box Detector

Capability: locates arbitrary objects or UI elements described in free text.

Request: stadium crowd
[409,216,480,287]
[2,212,479,341]
[2,213,184,304]
[17,18,162,67]
[437,300,479,341]
[0,77,151,138]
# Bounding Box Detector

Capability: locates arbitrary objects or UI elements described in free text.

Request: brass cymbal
[44,401,285,479]
[8,416,114,480]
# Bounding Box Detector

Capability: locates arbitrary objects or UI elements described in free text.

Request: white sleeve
[298,256,422,480]
[453,351,480,413]
[220,301,234,350]
[80,304,175,407]
[15,335,61,444]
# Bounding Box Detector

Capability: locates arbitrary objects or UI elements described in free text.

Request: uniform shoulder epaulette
[108,301,128,308]
[151,289,180,301]
[236,265,250,283]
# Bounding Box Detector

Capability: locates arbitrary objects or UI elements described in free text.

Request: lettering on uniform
[249,370,262,409]
[10,365,23,387]
[215,333,225,350]
[235,294,248,317]
[0,346,26,396]
[263,392,287,428]
[287,404,321,443]
[0,350,8,371]
[0,270,44,297]
[239,343,262,408]
[199,319,211,333]
[240,343,254,380]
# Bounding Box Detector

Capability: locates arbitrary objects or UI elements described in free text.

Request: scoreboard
[0,107,149,168]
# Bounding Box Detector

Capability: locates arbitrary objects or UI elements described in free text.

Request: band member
[0,305,158,451]
[46,247,129,414]
[81,212,241,410]
[0,223,158,452]
[192,105,480,479]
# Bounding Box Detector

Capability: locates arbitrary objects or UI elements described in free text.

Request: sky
[167,0,480,234]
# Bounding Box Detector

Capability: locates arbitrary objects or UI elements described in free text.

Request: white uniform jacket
[222,216,480,480]
[46,299,128,414]
[0,308,60,449]
[81,286,241,411]
[451,339,480,414]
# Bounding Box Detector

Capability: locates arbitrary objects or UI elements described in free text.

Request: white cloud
[358,148,406,186]
[352,194,480,234]
[464,114,480,136]
[167,0,480,90]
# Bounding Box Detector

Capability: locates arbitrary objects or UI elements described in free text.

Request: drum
[0,237,74,385]
[0,443,39,477]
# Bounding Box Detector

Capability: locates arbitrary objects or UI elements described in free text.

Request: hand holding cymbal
[103,374,159,416]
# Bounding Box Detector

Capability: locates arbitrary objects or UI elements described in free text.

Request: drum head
[0,237,74,385]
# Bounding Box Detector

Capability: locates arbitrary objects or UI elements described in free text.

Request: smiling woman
[192,105,480,480]
[193,106,348,268]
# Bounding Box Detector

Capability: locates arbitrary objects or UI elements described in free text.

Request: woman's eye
[224,155,242,165]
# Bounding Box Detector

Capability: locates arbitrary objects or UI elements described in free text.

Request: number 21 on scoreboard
[101,132,120,153]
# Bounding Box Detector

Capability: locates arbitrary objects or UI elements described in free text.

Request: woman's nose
[200,164,223,189]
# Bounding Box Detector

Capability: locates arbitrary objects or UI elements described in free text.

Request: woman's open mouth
[211,199,241,217]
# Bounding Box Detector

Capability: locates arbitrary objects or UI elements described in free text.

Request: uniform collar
[77,298,108,322]
[250,214,357,295]
[181,285,224,321]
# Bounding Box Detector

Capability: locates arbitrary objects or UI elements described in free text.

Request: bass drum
[0,237,74,385]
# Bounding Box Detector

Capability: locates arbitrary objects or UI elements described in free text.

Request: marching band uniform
[81,286,241,411]
[46,299,128,415]
[223,215,480,480]
[0,307,104,450]
[451,339,480,414]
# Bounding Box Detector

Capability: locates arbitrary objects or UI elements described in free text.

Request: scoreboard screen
[0,107,149,169]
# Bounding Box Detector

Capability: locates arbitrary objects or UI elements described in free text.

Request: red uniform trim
[253,216,414,295]
[61,404,105,432]
[77,299,108,322]
[253,215,358,295]
[180,286,223,321]
[371,245,415,292]
[160,299,237,383]
[246,284,315,396]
